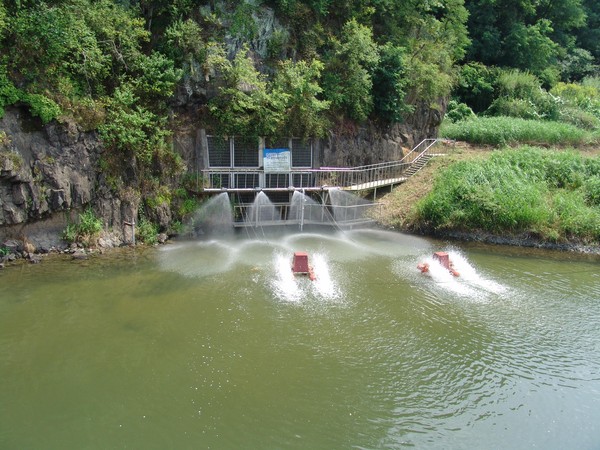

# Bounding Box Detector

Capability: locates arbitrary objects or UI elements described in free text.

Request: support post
[123,220,135,246]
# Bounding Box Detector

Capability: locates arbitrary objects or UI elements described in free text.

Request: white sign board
[263,148,291,172]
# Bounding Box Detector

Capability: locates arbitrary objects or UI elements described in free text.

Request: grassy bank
[376,141,600,247]
[441,116,600,147]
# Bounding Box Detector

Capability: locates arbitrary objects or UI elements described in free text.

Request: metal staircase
[402,153,434,178]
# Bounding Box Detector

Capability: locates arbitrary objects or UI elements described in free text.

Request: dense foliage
[415,147,600,243]
[0,0,474,132]
[440,116,595,146]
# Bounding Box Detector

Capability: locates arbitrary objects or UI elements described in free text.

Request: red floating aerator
[292,252,316,281]
[418,252,460,277]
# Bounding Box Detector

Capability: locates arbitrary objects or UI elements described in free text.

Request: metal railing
[199,138,438,191]
[232,201,384,228]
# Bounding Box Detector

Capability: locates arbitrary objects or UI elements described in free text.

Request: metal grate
[292,138,311,167]
[291,173,313,188]
[207,136,231,167]
[233,136,259,167]
[210,173,230,189]
[234,173,259,189]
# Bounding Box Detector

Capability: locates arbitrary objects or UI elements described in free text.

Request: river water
[1,229,599,449]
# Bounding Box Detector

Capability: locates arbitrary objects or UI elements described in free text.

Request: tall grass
[440,116,597,146]
[414,147,600,243]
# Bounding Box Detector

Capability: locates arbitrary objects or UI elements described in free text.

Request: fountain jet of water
[189,192,234,237]
[289,191,327,229]
[328,189,373,223]
[248,192,279,226]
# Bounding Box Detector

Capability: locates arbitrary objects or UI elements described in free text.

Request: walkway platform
[344,177,408,191]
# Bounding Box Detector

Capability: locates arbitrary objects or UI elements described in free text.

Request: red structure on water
[418,251,460,277]
[292,252,316,281]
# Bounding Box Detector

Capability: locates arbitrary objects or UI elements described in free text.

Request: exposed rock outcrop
[317,100,445,167]
[0,107,130,249]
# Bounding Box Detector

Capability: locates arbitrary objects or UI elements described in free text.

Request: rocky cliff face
[319,100,445,167]
[0,107,136,251]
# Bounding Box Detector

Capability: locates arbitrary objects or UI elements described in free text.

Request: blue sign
[264,148,291,172]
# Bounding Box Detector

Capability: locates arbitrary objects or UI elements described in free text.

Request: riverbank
[2,139,599,270]
[0,231,169,270]
[375,141,600,255]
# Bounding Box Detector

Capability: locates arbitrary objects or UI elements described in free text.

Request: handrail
[319,138,437,171]
[199,138,439,191]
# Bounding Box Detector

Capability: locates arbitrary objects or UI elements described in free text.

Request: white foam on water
[268,251,344,305]
[448,250,508,295]
[310,252,342,301]
[403,249,509,301]
[424,255,478,297]
[158,240,236,278]
[270,253,303,303]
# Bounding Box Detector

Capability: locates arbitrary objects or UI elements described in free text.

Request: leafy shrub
[62,208,103,246]
[495,69,541,100]
[209,46,290,138]
[551,82,599,108]
[558,107,600,130]
[454,62,495,113]
[136,216,159,245]
[22,93,62,124]
[99,84,170,165]
[488,69,560,120]
[582,76,600,90]
[145,184,172,210]
[486,98,539,120]
[550,81,600,129]
[322,19,379,122]
[372,44,411,123]
[445,100,475,122]
[273,58,330,138]
[0,62,21,118]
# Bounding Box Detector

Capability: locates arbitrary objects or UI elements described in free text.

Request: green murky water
[1,229,599,449]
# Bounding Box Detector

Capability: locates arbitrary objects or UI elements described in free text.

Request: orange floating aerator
[292,252,316,281]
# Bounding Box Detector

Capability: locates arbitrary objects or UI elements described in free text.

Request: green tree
[454,62,495,113]
[371,0,468,106]
[0,1,6,39]
[209,47,290,139]
[575,0,600,65]
[465,0,588,80]
[504,20,559,75]
[99,83,170,167]
[274,58,330,138]
[372,44,411,123]
[322,19,379,122]
[129,51,182,105]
